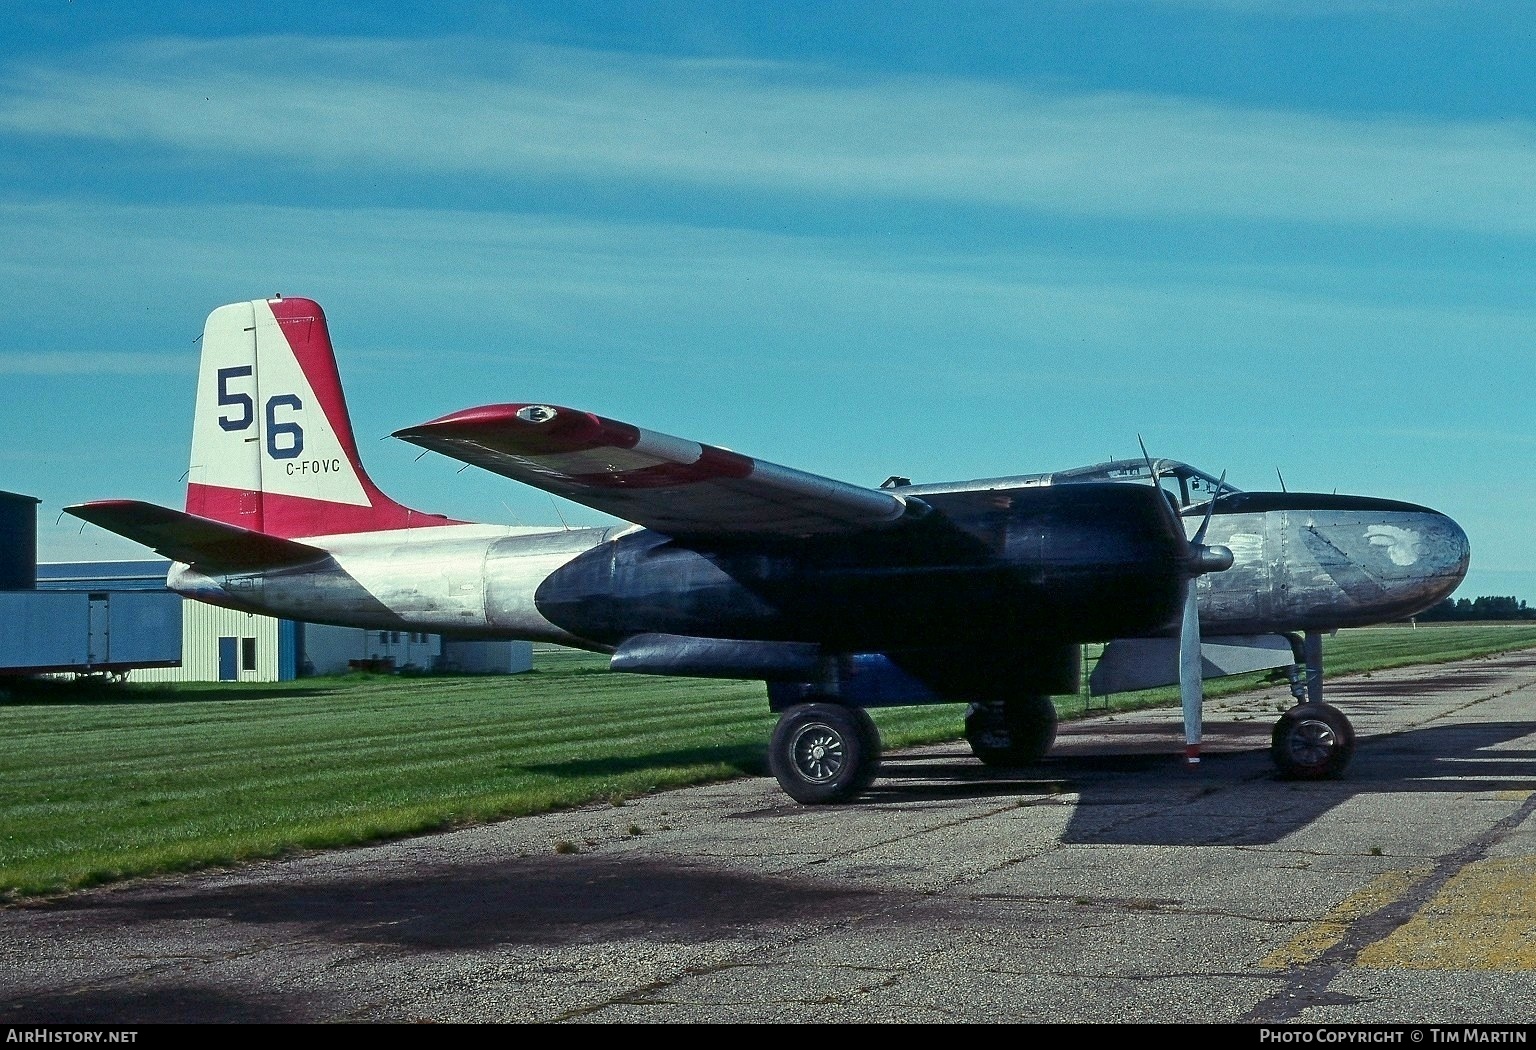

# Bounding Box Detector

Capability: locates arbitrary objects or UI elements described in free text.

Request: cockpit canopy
[1048,459,1237,512]
[891,457,1237,513]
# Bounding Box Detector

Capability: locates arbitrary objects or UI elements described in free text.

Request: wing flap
[393,403,910,538]
[65,500,328,572]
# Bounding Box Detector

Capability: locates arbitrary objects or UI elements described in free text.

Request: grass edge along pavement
[3,623,1535,901]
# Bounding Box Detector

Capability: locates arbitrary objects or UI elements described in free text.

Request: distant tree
[1415,596,1535,622]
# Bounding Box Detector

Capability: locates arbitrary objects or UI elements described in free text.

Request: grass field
[3,623,1535,901]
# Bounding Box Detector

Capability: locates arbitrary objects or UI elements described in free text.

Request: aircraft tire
[769,703,881,805]
[965,695,1058,767]
[1271,703,1356,779]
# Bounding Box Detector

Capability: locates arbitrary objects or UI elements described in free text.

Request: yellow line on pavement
[1258,866,1434,970]
[1261,792,1536,972]
[1357,856,1536,970]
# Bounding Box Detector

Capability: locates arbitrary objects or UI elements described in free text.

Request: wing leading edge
[394,403,912,538]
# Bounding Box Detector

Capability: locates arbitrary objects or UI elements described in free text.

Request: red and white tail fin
[186,296,451,538]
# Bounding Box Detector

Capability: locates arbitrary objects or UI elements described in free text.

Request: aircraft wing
[65,500,329,572]
[393,403,911,538]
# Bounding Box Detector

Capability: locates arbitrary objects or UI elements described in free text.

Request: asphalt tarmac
[4,648,1536,1024]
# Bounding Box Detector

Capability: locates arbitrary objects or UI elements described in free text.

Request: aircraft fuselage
[169,481,1469,664]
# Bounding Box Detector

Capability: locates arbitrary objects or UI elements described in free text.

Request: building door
[218,636,238,682]
[87,593,110,667]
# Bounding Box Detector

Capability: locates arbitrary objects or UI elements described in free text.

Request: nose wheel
[1270,631,1356,779]
[1272,702,1355,778]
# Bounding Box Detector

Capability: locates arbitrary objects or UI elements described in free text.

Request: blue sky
[2,1,1532,603]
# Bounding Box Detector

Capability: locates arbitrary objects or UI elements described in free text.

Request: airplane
[67,296,1472,804]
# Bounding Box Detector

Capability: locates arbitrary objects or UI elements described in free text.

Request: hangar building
[4,487,531,683]
[1,491,181,677]
[36,559,534,682]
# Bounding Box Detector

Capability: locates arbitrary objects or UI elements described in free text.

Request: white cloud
[4,38,1536,233]
[1,197,1530,379]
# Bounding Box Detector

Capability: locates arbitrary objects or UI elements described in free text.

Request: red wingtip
[404,403,641,456]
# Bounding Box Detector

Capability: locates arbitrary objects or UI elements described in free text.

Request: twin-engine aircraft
[68,297,1471,803]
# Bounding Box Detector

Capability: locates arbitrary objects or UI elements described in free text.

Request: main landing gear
[767,693,1062,804]
[768,702,882,804]
[1270,630,1356,779]
[767,630,1357,802]
[963,695,1058,767]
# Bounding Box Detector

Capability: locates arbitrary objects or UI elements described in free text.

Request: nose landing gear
[1271,630,1356,779]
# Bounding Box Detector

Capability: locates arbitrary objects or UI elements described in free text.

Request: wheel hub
[1288,718,1338,765]
[790,724,844,783]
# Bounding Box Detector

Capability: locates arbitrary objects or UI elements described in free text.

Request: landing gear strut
[768,702,882,804]
[1271,630,1356,779]
[964,695,1058,767]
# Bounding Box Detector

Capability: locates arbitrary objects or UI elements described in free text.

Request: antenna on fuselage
[1137,435,1160,487]
[1276,468,1287,493]
[547,494,570,531]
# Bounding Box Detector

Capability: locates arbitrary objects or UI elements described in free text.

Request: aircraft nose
[1413,508,1472,604]
[1281,498,1472,628]
[1361,506,1471,615]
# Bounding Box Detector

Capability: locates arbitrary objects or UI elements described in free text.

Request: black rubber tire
[1271,702,1356,780]
[964,695,1058,768]
[768,703,881,804]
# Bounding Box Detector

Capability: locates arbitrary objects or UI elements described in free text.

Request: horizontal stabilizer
[65,500,328,573]
[1089,634,1296,696]
[394,403,911,538]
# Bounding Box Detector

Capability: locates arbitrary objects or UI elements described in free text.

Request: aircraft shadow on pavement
[3,854,912,1024]
[0,985,291,1026]
[864,718,1536,848]
[7,719,1532,1024]
[34,852,885,948]
[1328,670,1509,697]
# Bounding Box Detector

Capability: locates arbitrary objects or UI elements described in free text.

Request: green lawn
[3,622,1534,901]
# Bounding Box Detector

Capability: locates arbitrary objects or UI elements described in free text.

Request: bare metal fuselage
[172,523,616,648]
[1188,492,1469,633]
[167,482,1469,661]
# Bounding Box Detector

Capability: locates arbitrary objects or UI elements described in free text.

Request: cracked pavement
[4,648,1536,1023]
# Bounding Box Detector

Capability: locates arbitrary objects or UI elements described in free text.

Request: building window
[391,631,400,644]
[241,637,257,671]
[378,631,389,645]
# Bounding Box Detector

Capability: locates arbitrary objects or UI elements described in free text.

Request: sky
[1,1,1532,604]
